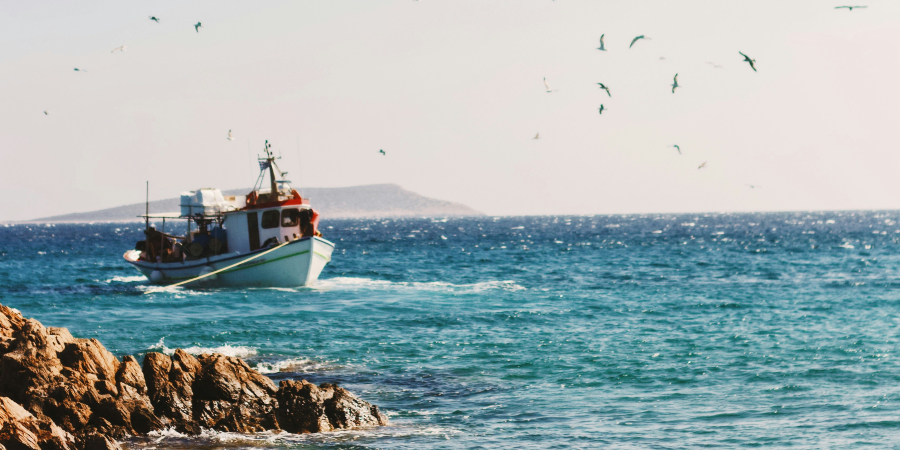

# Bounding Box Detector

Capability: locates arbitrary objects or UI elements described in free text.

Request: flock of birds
[46,16,206,118]
[47,6,869,171]
[533,5,865,175]
[538,33,760,171]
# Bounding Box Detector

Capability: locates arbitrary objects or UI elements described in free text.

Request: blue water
[3,212,900,448]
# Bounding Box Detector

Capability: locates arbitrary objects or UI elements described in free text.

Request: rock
[142,351,195,430]
[0,303,388,448]
[275,380,333,433]
[78,434,120,450]
[0,396,75,450]
[276,381,388,433]
[144,351,279,433]
[325,386,388,430]
[114,356,145,395]
[59,340,119,382]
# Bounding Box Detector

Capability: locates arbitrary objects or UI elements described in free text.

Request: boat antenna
[145,181,149,231]
[296,136,303,197]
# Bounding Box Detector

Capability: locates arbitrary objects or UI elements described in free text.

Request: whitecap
[253,357,332,374]
[148,338,257,358]
[141,424,462,447]
[105,275,146,283]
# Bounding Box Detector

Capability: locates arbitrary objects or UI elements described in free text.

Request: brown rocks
[0,396,76,450]
[0,303,387,449]
[276,380,388,433]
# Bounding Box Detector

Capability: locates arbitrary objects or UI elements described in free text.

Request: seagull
[73,68,86,72]
[671,74,679,93]
[835,5,867,10]
[745,184,758,188]
[149,16,160,23]
[698,161,707,169]
[659,56,666,60]
[671,145,681,155]
[629,35,648,48]
[598,104,605,115]
[227,130,234,141]
[596,83,611,97]
[379,149,386,155]
[597,34,606,51]
[111,45,127,53]
[739,52,757,72]
[43,110,49,115]
[533,133,540,140]
[705,62,723,68]
[194,22,202,33]
[543,77,556,93]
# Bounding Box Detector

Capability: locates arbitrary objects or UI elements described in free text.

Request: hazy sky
[2,1,899,221]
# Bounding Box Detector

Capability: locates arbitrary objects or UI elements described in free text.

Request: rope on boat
[144,241,291,294]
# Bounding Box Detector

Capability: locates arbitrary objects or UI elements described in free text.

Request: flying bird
[671,145,681,155]
[596,83,611,97]
[379,149,386,155]
[111,45,126,53]
[671,74,679,93]
[533,133,540,140]
[43,111,49,115]
[598,104,605,115]
[543,77,556,93]
[149,16,160,23]
[597,34,606,51]
[739,52,757,72]
[194,22,202,32]
[705,62,723,68]
[745,184,759,189]
[659,56,666,60]
[73,68,86,72]
[227,130,234,141]
[629,35,648,48]
[698,162,707,169]
[835,5,867,10]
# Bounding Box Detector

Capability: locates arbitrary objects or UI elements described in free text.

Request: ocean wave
[148,338,257,358]
[316,277,525,292]
[252,357,332,374]
[137,423,461,447]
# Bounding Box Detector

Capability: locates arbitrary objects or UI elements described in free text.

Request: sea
[2,212,900,449]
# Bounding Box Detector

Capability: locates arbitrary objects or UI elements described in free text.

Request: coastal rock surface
[0,304,387,449]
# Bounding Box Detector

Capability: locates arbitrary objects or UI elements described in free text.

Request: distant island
[28,184,483,222]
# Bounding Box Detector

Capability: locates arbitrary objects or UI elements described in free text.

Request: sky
[1,1,899,221]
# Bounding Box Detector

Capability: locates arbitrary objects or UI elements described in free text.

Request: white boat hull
[124,237,335,288]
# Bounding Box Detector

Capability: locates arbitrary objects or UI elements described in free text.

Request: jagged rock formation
[0,304,388,450]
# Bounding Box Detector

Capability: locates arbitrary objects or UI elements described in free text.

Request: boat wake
[104,275,147,283]
[314,277,526,293]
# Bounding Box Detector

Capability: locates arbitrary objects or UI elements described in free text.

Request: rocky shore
[0,304,387,449]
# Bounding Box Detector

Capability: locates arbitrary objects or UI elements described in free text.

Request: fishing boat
[124,141,335,287]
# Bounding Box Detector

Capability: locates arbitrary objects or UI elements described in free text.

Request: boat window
[261,210,280,229]
[282,208,300,227]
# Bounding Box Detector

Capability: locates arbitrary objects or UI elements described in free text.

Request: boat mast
[145,181,149,231]
[265,140,278,199]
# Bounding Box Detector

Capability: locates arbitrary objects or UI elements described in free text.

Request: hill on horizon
[26,184,483,222]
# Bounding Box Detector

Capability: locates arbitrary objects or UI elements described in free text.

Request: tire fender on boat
[150,270,164,284]
[199,265,217,281]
